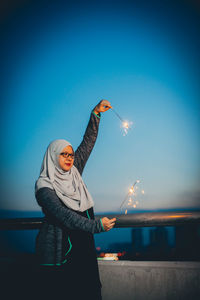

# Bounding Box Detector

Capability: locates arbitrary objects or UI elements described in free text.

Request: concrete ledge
[98,261,200,300]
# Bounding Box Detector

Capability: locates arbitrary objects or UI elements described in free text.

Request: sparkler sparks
[119,180,145,214]
[121,120,133,136]
[111,108,133,136]
[129,188,134,194]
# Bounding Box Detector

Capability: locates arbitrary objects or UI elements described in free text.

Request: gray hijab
[35,139,94,212]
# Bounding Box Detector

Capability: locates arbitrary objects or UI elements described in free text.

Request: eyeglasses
[60,152,75,159]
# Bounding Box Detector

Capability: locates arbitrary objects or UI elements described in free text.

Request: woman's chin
[65,167,72,172]
[60,162,73,172]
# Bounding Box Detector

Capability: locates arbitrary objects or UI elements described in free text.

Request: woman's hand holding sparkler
[101,217,116,231]
[93,99,112,114]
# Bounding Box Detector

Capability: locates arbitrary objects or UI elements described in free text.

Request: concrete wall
[98,261,200,300]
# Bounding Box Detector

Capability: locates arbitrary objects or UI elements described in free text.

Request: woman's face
[58,145,75,172]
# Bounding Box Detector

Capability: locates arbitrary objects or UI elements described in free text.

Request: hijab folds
[35,139,94,212]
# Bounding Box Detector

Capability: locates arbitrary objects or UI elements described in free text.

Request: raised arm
[74,100,112,175]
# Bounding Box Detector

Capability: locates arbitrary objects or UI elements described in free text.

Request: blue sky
[1,0,200,213]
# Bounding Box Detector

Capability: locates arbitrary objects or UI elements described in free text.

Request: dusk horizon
[1,0,199,214]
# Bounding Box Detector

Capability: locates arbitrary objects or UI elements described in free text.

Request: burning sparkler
[111,108,133,136]
[120,180,145,214]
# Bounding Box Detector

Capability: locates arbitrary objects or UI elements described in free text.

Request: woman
[35,100,116,299]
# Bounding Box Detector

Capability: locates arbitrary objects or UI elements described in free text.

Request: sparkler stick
[119,194,130,210]
[111,108,124,123]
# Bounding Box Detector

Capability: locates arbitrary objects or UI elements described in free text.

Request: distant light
[98,253,119,261]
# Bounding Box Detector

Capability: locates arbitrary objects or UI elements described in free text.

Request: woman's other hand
[94,100,112,114]
[101,217,116,231]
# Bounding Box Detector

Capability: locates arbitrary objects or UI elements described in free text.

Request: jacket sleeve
[74,111,100,175]
[36,187,104,234]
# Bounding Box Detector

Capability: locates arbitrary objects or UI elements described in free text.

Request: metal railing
[1,210,200,300]
[0,210,200,230]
